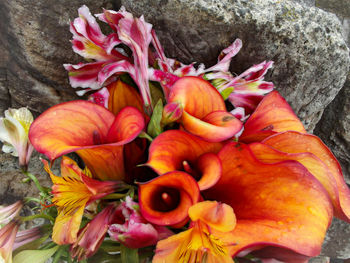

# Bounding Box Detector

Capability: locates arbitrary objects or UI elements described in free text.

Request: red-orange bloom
[29,100,144,181]
[167,76,243,142]
[204,142,332,261]
[139,171,200,227]
[146,130,223,191]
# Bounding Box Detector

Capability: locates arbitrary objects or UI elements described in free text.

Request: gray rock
[321,217,350,259]
[121,0,350,131]
[0,0,117,115]
[315,74,350,185]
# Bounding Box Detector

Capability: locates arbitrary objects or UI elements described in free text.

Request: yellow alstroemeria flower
[43,156,123,245]
[153,201,236,263]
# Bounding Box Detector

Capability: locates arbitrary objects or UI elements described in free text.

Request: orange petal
[107,79,144,116]
[196,153,222,190]
[147,130,223,175]
[138,171,200,226]
[189,201,236,232]
[249,142,343,222]
[105,106,145,143]
[30,101,144,181]
[168,76,226,117]
[240,91,306,143]
[182,111,243,142]
[168,76,241,141]
[204,142,332,258]
[263,131,350,223]
[29,100,114,160]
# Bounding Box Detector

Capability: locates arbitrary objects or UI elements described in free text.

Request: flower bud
[108,197,172,249]
[161,102,183,125]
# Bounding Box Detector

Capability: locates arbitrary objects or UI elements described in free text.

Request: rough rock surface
[121,0,349,131]
[313,0,350,185]
[314,75,350,185]
[0,0,117,115]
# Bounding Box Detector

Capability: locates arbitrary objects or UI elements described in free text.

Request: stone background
[0,0,349,260]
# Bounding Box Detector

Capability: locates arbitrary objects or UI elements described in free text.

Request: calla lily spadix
[139,171,200,227]
[29,100,144,181]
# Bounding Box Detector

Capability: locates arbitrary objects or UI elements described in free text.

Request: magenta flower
[108,197,172,249]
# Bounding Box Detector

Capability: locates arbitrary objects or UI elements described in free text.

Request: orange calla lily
[43,157,123,245]
[146,130,223,190]
[29,100,144,181]
[261,131,350,223]
[167,76,242,142]
[204,142,332,261]
[240,91,306,143]
[138,171,200,227]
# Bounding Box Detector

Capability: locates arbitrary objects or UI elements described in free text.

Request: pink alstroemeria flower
[108,196,172,249]
[149,35,274,114]
[71,204,117,261]
[0,221,20,263]
[65,6,153,108]
[0,201,23,226]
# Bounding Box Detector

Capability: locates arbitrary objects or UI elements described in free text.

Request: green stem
[138,131,153,142]
[102,193,127,200]
[22,171,46,194]
[21,213,55,223]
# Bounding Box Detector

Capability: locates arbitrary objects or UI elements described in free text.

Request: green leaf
[13,245,59,263]
[121,244,139,263]
[220,87,234,100]
[149,82,165,108]
[147,99,163,138]
[13,232,51,255]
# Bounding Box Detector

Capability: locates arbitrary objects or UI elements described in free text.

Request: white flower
[0,107,34,169]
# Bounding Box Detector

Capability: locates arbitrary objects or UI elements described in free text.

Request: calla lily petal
[107,79,143,116]
[249,142,343,222]
[182,110,243,142]
[168,76,242,142]
[139,171,200,226]
[29,101,144,180]
[204,142,332,259]
[262,131,350,223]
[147,130,222,176]
[240,91,306,143]
[195,153,222,191]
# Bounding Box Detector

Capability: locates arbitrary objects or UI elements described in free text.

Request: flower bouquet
[1,5,350,263]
